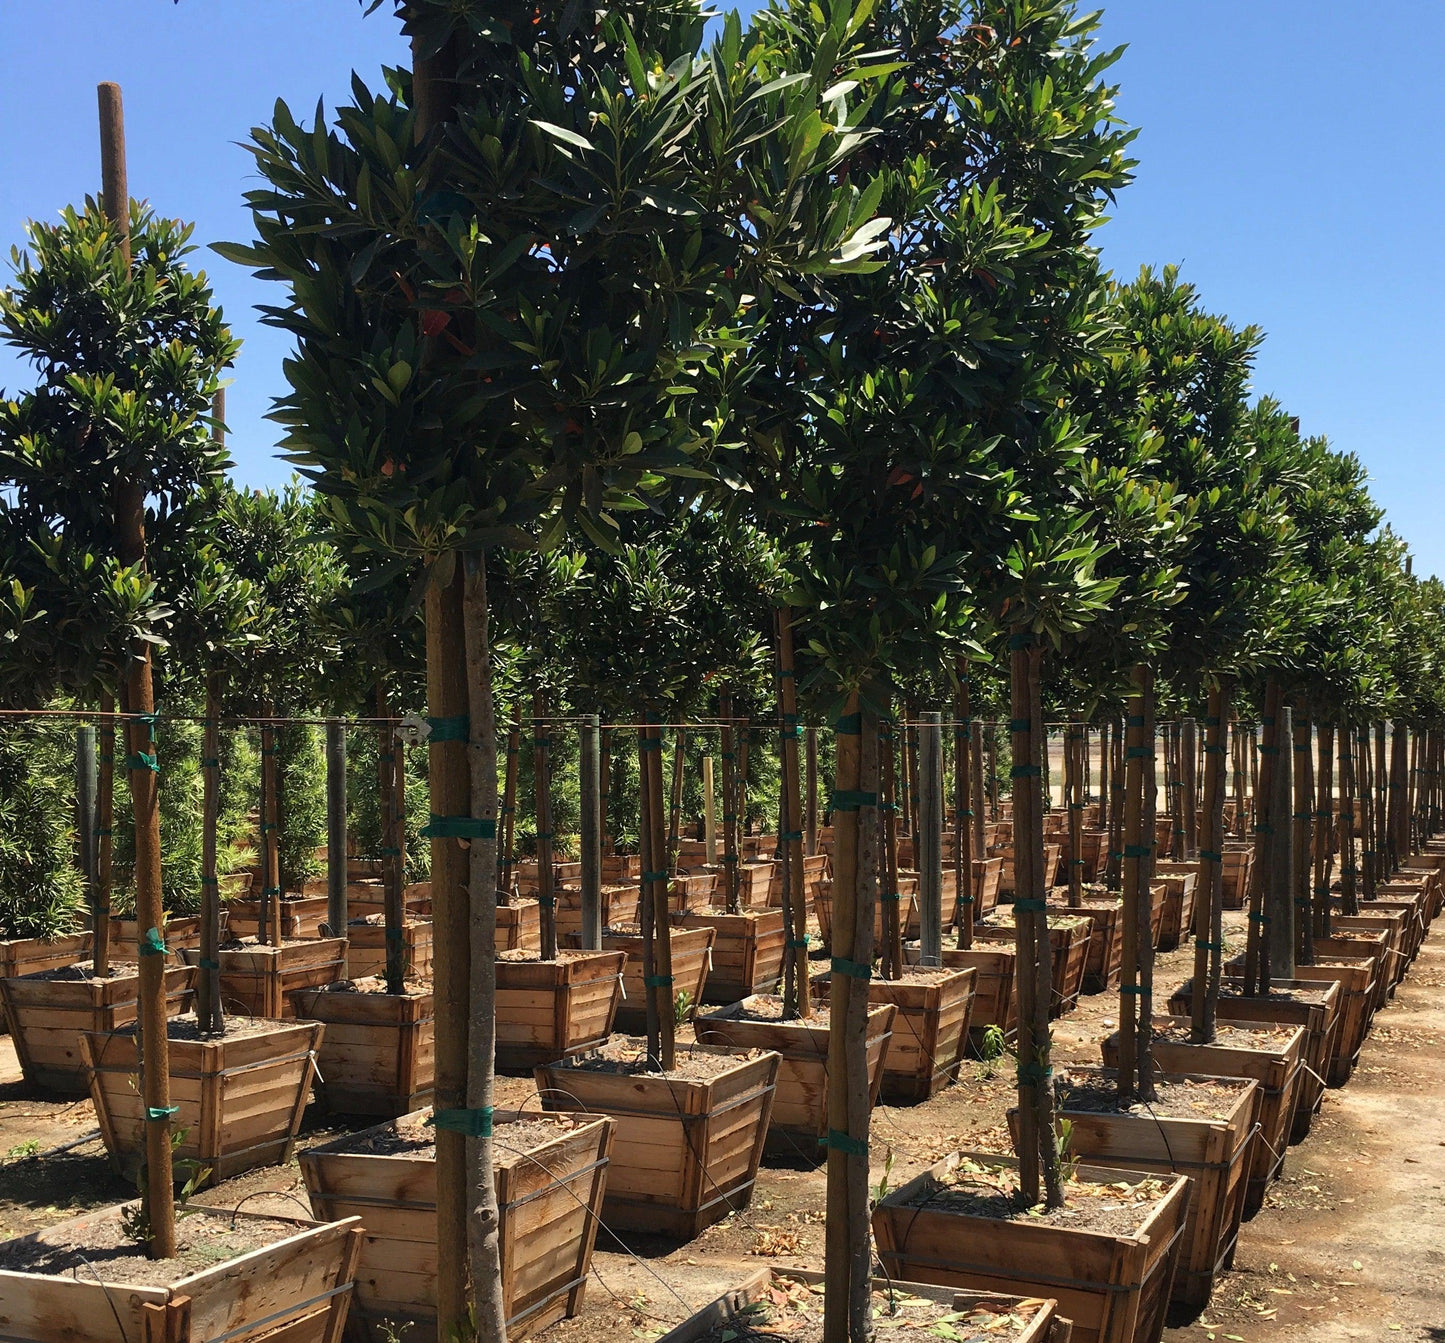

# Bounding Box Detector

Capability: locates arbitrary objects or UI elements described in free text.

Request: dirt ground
[1,906,1440,1342]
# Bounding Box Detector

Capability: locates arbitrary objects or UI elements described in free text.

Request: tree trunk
[879,710,902,981]
[720,691,741,914]
[198,677,225,1034]
[533,692,558,961]
[1243,682,1282,994]
[1107,715,1126,890]
[776,608,810,1017]
[954,662,974,949]
[259,705,280,947]
[579,715,602,952]
[599,724,612,856]
[461,554,507,1343]
[95,691,115,977]
[498,713,520,906]
[1313,723,1335,939]
[1181,717,1198,858]
[639,725,675,1069]
[1119,670,1148,1098]
[1293,710,1314,967]
[1191,680,1230,1044]
[667,728,686,874]
[1066,715,1083,907]
[1265,705,1295,980]
[805,727,819,858]
[378,683,407,994]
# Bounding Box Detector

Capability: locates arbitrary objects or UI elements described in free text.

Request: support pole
[325,720,347,940]
[76,725,97,937]
[1267,705,1295,980]
[918,711,943,966]
[702,756,717,867]
[579,715,602,951]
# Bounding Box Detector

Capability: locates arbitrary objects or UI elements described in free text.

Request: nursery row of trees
[2,0,1442,1338]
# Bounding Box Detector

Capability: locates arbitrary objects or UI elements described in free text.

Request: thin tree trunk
[1293,710,1313,967]
[260,705,280,946]
[1119,672,1147,1098]
[805,727,819,858]
[776,609,810,1017]
[461,554,507,1343]
[1313,723,1335,939]
[378,683,406,994]
[955,662,974,949]
[1339,727,1360,916]
[1066,715,1083,907]
[533,691,557,961]
[498,713,520,905]
[598,724,612,856]
[95,691,115,977]
[667,727,686,874]
[1182,717,1198,858]
[1136,668,1158,1100]
[1107,715,1126,890]
[1243,682,1282,994]
[879,710,902,981]
[1191,680,1230,1043]
[198,676,224,1033]
[1359,726,1377,899]
[640,724,675,1069]
[720,691,740,914]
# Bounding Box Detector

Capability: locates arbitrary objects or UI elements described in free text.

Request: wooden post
[75,724,97,941]
[805,727,819,858]
[1137,669,1158,1099]
[197,678,224,1034]
[1243,683,1282,993]
[1119,670,1147,1098]
[879,714,902,982]
[325,719,347,941]
[641,722,675,1069]
[1180,717,1197,858]
[259,709,280,945]
[1107,715,1126,890]
[1191,681,1229,1043]
[598,725,612,855]
[100,81,174,1256]
[497,713,520,904]
[378,684,406,992]
[1267,705,1295,980]
[1066,715,1083,907]
[667,728,686,874]
[1292,711,1313,967]
[719,691,740,913]
[918,711,943,967]
[954,663,974,949]
[775,608,810,1016]
[702,755,717,866]
[1374,722,1388,880]
[1313,723,1335,939]
[533,692,558,961]
[1339,727,1360,916]
[579,714,602,951]
[96,691,115,978]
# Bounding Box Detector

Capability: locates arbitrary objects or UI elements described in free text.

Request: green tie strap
[427,715,470,741]
[1200,849,1223,862]
[199,957,222,971]
[428,1107,494,1137]
[1011,765,1041,778]
[127,751,159,773]
[645,974,674,989]
[421,815,497,840]
[819,1129,867,1156]
[1012,899,1047,912]
[138,927,169,957]
[830,957,871,980]
[146,1105,180,1122]
[830,790,877,812]
[786,935,811,950]
[834,713,862,735]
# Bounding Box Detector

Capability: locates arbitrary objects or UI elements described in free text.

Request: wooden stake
[533,692,557,961]
[1191,681,1229,1044]
[579,714,602,951]
[702,756,717,867]
[918,711,943,967]
[498,713,520,905]
[1266,705,1295,980]
[259,708,280,945]
[75,723,98,957]
[1313,723,1335,939]
[198,677,225,1034]
[642,722,675,1069]
[325,719,347,944]
[378,683,406,992]
[1066,715,1083,907]
[1243,682,1282,994]
[954,663,974,949]
[1292,711,1313,968]
[776,608,810,1016]
[667,727,686,874]
[96,691,114,978]
[879,712,902,981]
[720,691,740,913]
[805,727,819,858]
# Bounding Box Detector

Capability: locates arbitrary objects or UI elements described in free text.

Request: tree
[0,186,236,1256]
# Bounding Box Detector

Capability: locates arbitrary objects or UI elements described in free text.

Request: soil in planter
[1146,1020,1293,1049]
[554,1036,770,1081]
[102,1014,282,1043]
[731,996,832,1026]
[218,935,319,951]
[871,968,957,986]
[0,1205,305,1285]
[342,1110,579,1161]
[497,949,605,965]
[905,1154,1171,1234]
[1053,1071,1244,1121]
[693,1278,1050,1343]
[19,963,141,984]
[309,974,426,996]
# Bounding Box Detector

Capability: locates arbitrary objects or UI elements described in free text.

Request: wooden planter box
[991,843,1062,896]
[1031,1069,1259,1309]
[1049,897,1122,993]
[181,938,347,1020]
[1315,931,1389,1016]
[695,997,895,1159]
[873,1151,1191,1343]
[536,1043,777,1237]
[1227,955,1374,1086]
[675,908,785,1004]
[82,1019,322,1184]
[0,931,91,980]
[0,1207,361,1343]
[670,872,717,915]
[909,942,1017,1047]
[601,924,715,1032]
[0,965,194,1096]
[974,856,1004,918]
[725,860,774,910]
[225,894,333,940]
[556,882,640,941]
[865,965,976,1102]
[656,1268,1069,1343]
[292,985,434,1116]
[602,853,642,882]
[495,951,625,1070]
[975,913,1089,1018]
[1220,848,1252,909]
[813,880,917,949]
[905,868,959,939]
[108,916,206,963]
[345,881,433,920]
[1331,909,1408,998]
[497,898,543,954]
[345,917,434,981]
[1152,871,1197,952]
[301,1111,612,1340]
[1103,1016,1305,1219]
[1358,897,1425,968]
[1168,977,1340,1145]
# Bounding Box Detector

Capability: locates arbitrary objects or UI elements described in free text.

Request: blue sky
[1,2,1440,573]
